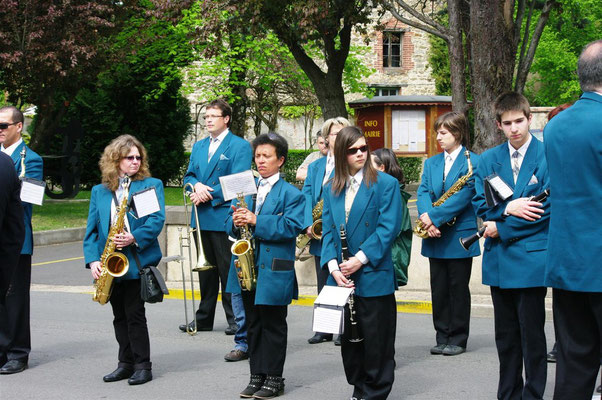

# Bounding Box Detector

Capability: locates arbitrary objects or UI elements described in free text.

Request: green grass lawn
[32,187,184,231]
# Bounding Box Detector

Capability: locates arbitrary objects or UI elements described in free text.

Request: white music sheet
[312,307,344,334]
[20,177,46,206]
[219,170,258,201]
[132,187,161,218]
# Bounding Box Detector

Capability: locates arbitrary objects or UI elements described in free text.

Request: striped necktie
[255,179,269,213]
[512,150,520,183]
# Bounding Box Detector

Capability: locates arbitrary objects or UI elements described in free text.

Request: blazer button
[217,167,221,171]
[212,181,216,185]
[261,264,265,269]
[365,222,369,226]
[332,224,335,228]
[266,248,270,252]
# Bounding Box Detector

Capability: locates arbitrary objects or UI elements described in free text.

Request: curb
[33,227,86,246]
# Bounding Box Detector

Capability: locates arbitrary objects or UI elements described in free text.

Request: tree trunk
[447,0,469,114]
[29,97,68,154]
[469,0,516,153]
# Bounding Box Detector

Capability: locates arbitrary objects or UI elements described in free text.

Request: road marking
[32,256,84,266]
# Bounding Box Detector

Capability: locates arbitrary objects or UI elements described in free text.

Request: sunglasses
[346,145,368,155]
[124,155,142,161]
[0,122,19,130]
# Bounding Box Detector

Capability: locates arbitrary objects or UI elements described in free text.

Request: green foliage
[428,33,452,96]
[525,0,602,105]
[54,13,193,188]
[398,157,422,184]
[281,149,315,184]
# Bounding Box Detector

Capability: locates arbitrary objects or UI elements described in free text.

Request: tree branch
[383,0,449,40]
[515,0,557,92]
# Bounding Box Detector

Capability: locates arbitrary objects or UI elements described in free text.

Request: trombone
[178,183,214,335]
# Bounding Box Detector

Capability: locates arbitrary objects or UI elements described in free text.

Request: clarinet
[459,188,550,250]
[340,224,363,343]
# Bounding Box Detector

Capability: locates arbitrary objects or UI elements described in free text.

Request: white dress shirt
[208,129,229,161]
[1,138,23,156]
[443,145,462,181]
[323,152,335,186]
[255,172,280,213]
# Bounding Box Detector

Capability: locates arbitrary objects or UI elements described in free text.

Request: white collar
[444,145,463,163]
[347,168,364,187]
[259,172,280,187]
[326,152,335,164]
[1,138,23,156]
[508,134,532,158]
[210,129,229,142]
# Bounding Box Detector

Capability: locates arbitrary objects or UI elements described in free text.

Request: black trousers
[109,279,151,370]
[552,288,602,400]
[490,286,547,400]
[314,256,329,294]
[194,230,235,329]
[0,254,31,363]
[342,294,396,400]
[429,257,472,348]
[241,290,288,377]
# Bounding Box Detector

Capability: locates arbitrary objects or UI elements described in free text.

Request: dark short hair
[252,132,289,166]
[0,105,24,124]
[493,92,531,122]
[434,111,468,147]
[206,99,232,127]
[372,148,405,184]
[578,39,602,92]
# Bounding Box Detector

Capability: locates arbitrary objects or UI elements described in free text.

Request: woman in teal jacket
[83,135,165,386]
[416,112,480,357]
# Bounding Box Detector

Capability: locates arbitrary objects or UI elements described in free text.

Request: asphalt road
[0,242,596,399]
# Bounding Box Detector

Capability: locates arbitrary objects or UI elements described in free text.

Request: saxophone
[295,199,323,252]
[231,193,256,291]
[92,176,131,305]
[414,150,473,239]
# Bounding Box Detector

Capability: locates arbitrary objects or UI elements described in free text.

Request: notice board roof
[349,95,454,107]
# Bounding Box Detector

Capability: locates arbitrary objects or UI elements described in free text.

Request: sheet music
[312,307,343,334]
[219,170,258,201]
[488,175,513,200]
[132,187,160,218]
[20,177,46,206]
[314,285,353,307]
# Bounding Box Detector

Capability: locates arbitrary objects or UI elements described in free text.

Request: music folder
[312,286,353,335]
[484,174,513,208]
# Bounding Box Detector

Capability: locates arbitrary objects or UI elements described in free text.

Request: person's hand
[90,261,102,280]
[427,225,442,238]
[483,221,499,238]
[419,213,434,229]
[339,257,363,276]
[231,206,257,226]
[332,270,355,289]
[113,232,135,249]
[505,197,544,221]
[189,182,214,205]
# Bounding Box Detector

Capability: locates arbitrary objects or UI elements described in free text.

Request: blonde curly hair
[99,134,150,191]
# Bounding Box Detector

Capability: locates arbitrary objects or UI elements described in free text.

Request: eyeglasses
[346,145,368,155]
[0,122,19,130]
[124,155,142,161]
[203,115,224,120]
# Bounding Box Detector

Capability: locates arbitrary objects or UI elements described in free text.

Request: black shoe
[253,376,285,399]
[430,344,447,355]
[308,332,333,344]
[546,350,557,363]
[0,360,28,374]
[225,324,238,335]
[224,349,249,362]
[103,367,133,382]
[178,322,211,333]
[334,335,342,346]
[442,345,466,356]
[597,385,601,394]
[128,369,152,385]
[240,374,265,398]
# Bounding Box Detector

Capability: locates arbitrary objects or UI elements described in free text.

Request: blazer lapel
[315,158,327,201]
[331,188,346,238]
[205,131,232,179]
[99,186,113,236]
[513,137,538,197]
[431,154,445,197]
[347,181,374,238]
[493,145,515,190]
[198,137,211,182]
[259,179,282,216]
[444,147,465,191]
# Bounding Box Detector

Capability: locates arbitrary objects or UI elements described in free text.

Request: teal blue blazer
[225,179,305,306]
[301,156,333,256]
[183,131,252,232]
[83,177,166,281]
[417,147,481,258]
[472,137,549,289]
[10,142,43,255]
[320,171,402,297]
[544,92,602,292]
